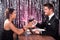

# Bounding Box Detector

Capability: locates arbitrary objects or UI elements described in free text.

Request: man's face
[43,6,50,16]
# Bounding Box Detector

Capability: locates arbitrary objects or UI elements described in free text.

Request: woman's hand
[26,20,37,28]
[24,22,33,29]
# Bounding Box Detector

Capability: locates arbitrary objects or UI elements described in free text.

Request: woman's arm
[9,21,34,35]
[9,22,26,35]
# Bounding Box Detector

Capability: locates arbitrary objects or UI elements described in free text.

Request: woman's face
[11,10,16,19]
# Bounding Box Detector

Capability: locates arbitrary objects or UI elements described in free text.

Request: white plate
[32,28,45,32]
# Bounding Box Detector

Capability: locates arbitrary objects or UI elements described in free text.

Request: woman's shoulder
[4,19,10,23]
[4,19,10,25]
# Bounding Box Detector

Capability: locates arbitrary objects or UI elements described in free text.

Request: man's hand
[32,29,40,34]
[26,20,37,28]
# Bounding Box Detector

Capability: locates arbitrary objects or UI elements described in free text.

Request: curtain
[1,0,59,28]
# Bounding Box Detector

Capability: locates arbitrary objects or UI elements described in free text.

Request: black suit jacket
[36,15,59,40]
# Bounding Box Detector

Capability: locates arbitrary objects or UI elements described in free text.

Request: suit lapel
[49,15,55,22]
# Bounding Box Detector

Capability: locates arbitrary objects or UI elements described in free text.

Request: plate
[32,28,45,32]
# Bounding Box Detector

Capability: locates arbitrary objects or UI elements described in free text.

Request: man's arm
[36,22,47,29]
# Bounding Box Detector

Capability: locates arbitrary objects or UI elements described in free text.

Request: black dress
[1,30,13,40]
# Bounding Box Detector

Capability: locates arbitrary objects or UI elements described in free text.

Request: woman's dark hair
[5,8,15,19]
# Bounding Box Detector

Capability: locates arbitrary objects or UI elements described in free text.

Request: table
[18,34,55,40]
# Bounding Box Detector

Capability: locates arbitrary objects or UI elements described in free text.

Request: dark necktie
[46,16,49,22]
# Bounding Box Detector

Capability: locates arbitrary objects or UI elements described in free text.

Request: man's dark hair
[43,3,54,11]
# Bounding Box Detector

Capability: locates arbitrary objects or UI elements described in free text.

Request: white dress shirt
[49,13,54,20]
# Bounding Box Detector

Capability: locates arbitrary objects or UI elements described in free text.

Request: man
[35,3,59,40]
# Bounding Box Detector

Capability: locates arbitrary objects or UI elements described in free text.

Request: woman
[1,8,34,40]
